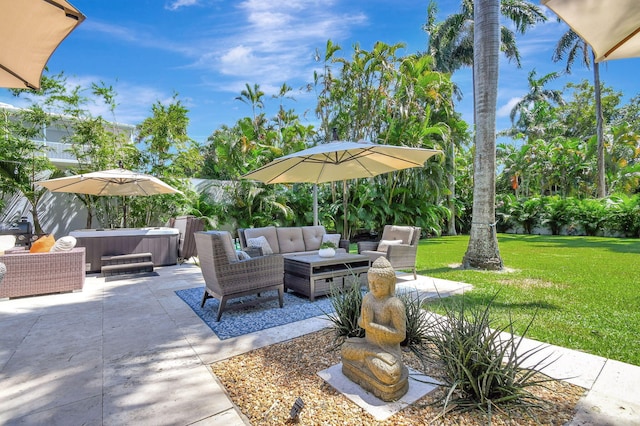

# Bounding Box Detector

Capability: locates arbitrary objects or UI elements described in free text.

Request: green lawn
[415,234,640,366]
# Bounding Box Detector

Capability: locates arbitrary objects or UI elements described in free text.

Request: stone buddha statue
[341,256,409,401]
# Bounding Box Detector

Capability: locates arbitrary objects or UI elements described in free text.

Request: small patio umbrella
[36,168,183,227]
[542,0,640,62]
[0,0,85,90]
[242,140,442,230]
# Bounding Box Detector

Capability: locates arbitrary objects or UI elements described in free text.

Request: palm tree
[425,0,547,73]
[235,83,266,136]
[425,0,546,239]
[553,29,606,198]
[509,70,564,128]
[462,0,502,270]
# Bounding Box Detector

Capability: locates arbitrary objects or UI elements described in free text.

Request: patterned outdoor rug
[175,287,335,340]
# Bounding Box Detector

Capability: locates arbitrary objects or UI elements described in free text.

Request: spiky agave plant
[425,293,559,420]
[323,276,364,349]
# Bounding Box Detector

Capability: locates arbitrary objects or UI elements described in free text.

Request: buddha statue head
[368,256,396,297]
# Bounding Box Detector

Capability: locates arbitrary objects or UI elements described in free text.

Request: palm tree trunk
[447,142,457,236]
[462,0,503,270]
[593,57,606,198]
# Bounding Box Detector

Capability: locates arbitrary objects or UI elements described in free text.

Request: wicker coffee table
[283,253,370,301]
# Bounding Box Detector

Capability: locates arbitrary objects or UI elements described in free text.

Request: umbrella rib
[346,147,429,167]
[0,64,39,90]
[264,159,306,184]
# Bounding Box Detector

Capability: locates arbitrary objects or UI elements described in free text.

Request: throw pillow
[321,233,341,248]
[0,235,15,254]
[247,235,273,255]
[50,236,77,252]
[236,250,251,261]
[377,239,403,253]
[30,234,56,253]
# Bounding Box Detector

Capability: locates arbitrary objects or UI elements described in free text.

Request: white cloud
[84,2,369,98]
[189,0,368,93]
[219,45,255,72]
[86,21,139,42]
[497,97,521,118]
[166,0,200,11]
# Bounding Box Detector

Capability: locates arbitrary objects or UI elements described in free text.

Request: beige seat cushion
[360,250,386,264]
[381,225,414,244]
[221,231,240,261]
[301,225,326,251]
[377,239,403,253]
[276,227,306,253]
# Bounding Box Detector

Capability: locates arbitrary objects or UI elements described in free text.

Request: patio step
[101,253,154,277]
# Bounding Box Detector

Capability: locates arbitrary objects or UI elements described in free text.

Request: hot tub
[70,227,179,273]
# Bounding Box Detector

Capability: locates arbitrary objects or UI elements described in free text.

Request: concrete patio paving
[0,263,638,425]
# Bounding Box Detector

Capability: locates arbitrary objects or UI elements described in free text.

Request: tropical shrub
[604,194,640,237]
[540,195,577,235]
[574,198,607,236]
[495,193,517,233]
[510,197,546,234]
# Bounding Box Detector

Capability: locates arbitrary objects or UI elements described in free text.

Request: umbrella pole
[122,196,127,228]
[313,185,318,226]
[343,180,347,239]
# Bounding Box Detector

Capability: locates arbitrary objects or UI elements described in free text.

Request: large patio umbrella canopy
[0,0,85,90]
[242,141,442,184]
[542,0,640,62]
[35,168,183,196]
[36,168,183,228]
[243,141,442,228]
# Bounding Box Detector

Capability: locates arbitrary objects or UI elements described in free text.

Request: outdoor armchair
[357,225,421,279]
[194,231,284,321]
[170,215,205,263]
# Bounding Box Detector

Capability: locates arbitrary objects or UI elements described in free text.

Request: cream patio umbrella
[242,140,442,231]
[36,168,183,227]
[542,0,640,62]
[0,0,85,90]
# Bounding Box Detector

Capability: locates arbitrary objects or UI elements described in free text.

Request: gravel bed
[211,329,584,425]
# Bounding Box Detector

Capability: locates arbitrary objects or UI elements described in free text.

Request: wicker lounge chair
[194,231,284,321]
[357,225,421,279]
[170,215,205,263]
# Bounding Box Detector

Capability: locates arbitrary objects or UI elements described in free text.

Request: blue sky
[2,0,639,145]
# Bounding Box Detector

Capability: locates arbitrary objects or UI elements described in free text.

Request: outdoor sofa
[0,247,85,299]
[238,225,348,257]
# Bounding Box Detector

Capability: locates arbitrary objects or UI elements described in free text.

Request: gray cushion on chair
[381,225,414,244]
[218,231,239,261]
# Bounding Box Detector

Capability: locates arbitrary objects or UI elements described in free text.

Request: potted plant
[318,241,337,257]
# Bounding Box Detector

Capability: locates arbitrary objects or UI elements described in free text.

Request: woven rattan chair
[171,215,205,264]
[357,225,421,279]
[194,231,284,321]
